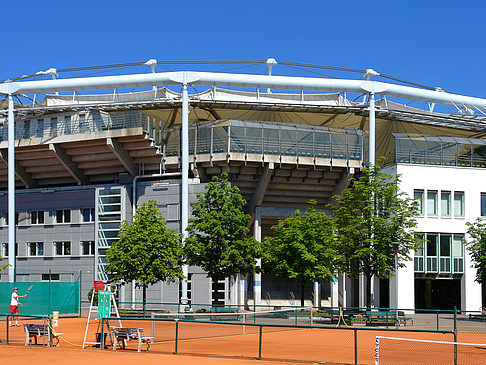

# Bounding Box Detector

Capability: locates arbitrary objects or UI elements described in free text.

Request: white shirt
[10,292,19,306]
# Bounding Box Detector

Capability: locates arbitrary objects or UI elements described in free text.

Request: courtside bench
[23,323,62,347]
[210,306,239,321]
[365,311,413,326]
[111,327,152,352]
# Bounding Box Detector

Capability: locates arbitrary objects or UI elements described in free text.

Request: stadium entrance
[415,278,461,310]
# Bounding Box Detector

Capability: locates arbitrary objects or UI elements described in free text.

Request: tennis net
[374,336,486,365]
[150,307,313,342]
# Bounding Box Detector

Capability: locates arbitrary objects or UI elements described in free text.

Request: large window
[441,191,451,217]
[31,210,45,225]
[427,191,438,217]
[65,116,71,134]
[36,119,44,138]
[56,209,71,223]
[454,192,465,217]
[481,193,486,217]
[426,234,438,272]
[81,241,95,255]
[50,118,57,137]
[28,242,44,256]
[81,208,95,223]
[415,233,464,274]
[54,241,71,256]
[414,190,424,216]
[42,273,60,281]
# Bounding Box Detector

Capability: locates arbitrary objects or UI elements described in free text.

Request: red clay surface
[2,318,486,364]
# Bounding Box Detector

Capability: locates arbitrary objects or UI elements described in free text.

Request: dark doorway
[379,278,390,309]
[350,278,359,308]
[415,278,461,310]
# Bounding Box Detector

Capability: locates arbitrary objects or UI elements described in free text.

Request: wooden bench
[366,311,413,326]
[111,327,152,352]
[210,306,239,321]
[24,323,62,347]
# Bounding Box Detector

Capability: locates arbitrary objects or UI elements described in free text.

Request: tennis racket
[26,284,34,294]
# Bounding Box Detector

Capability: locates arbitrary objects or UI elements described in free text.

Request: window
[439,234,451,272]
[414,190,424,216]
[426,234,438,272]
[81,208,95,222]
[64,116,71,134]
[440,191,451,217]
[36,119,44,138]
[42,273,60,281]
[56,209,71,223]
[414,234,424,272]
[31,210,45,225]
[167,204,180,221]
[453,235,464,273]
[81,241,95,255]
[6,211,20,225]
[3,243,18,256]
[427,191,438,216]
[23,121,31,138]
[481,193,486,217]
[79,114,87,133]
[454,192,465,217]
[50,118,57,137]
[54,241,71,256]
[28,242,44,256]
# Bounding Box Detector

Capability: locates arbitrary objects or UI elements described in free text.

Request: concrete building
[0,62,485,311]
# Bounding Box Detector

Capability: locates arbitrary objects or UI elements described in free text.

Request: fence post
[49,317,53,346]
[6,315,9,345]
[354,328,358,365]
[79,270,82,318]
[258,325,263,360]
[436,310,439,331]
[175,319,179,354]
[454,307,457,365]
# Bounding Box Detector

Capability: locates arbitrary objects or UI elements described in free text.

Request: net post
[354,328,358,365]
[374,336,380,365]
[310,306,313,327]
[258,325,263,360]
[454,307,457,365]
[175,319,179,354]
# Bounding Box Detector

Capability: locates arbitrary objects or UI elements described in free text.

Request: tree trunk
[365,275,372,309]
[300,277,305,307]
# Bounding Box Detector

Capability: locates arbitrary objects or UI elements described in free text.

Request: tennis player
[9,287,28,327]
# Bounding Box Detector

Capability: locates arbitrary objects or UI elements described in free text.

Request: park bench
[24,323,62,347]
[111,327,152,352]
[210,306,239,321]
[366,310,413,326]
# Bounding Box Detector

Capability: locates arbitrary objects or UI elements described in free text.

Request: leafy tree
[185,173,261,291]
[106,200,184,306]
[330,160,419,308]
[465,218,486,284]
[262,200,338,307]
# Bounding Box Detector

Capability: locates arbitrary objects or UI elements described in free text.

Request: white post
[253,206,262,309]
[8,95,15,282]
[331,276,339,308]
[369,92,376,307]
[313,281,320,307]
[180,81,189,304]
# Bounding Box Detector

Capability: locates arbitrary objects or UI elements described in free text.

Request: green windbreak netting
[0,282,79,315]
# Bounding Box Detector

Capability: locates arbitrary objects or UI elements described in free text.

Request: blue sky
[2,1,486,99]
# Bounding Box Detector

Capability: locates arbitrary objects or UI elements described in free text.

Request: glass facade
[165,120,363,161]
[414,233,464,275]
[393,133,486,168]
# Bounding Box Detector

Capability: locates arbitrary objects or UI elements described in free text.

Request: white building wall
[384,164,483,311]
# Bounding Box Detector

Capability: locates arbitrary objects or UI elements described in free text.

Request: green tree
[465,218,486,284]
[185,173,261,293]
[106,200,184,306]
[263,201,339,307]
[330,160,419,308]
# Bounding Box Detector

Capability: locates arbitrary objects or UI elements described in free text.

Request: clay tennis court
[2,317,486,364]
